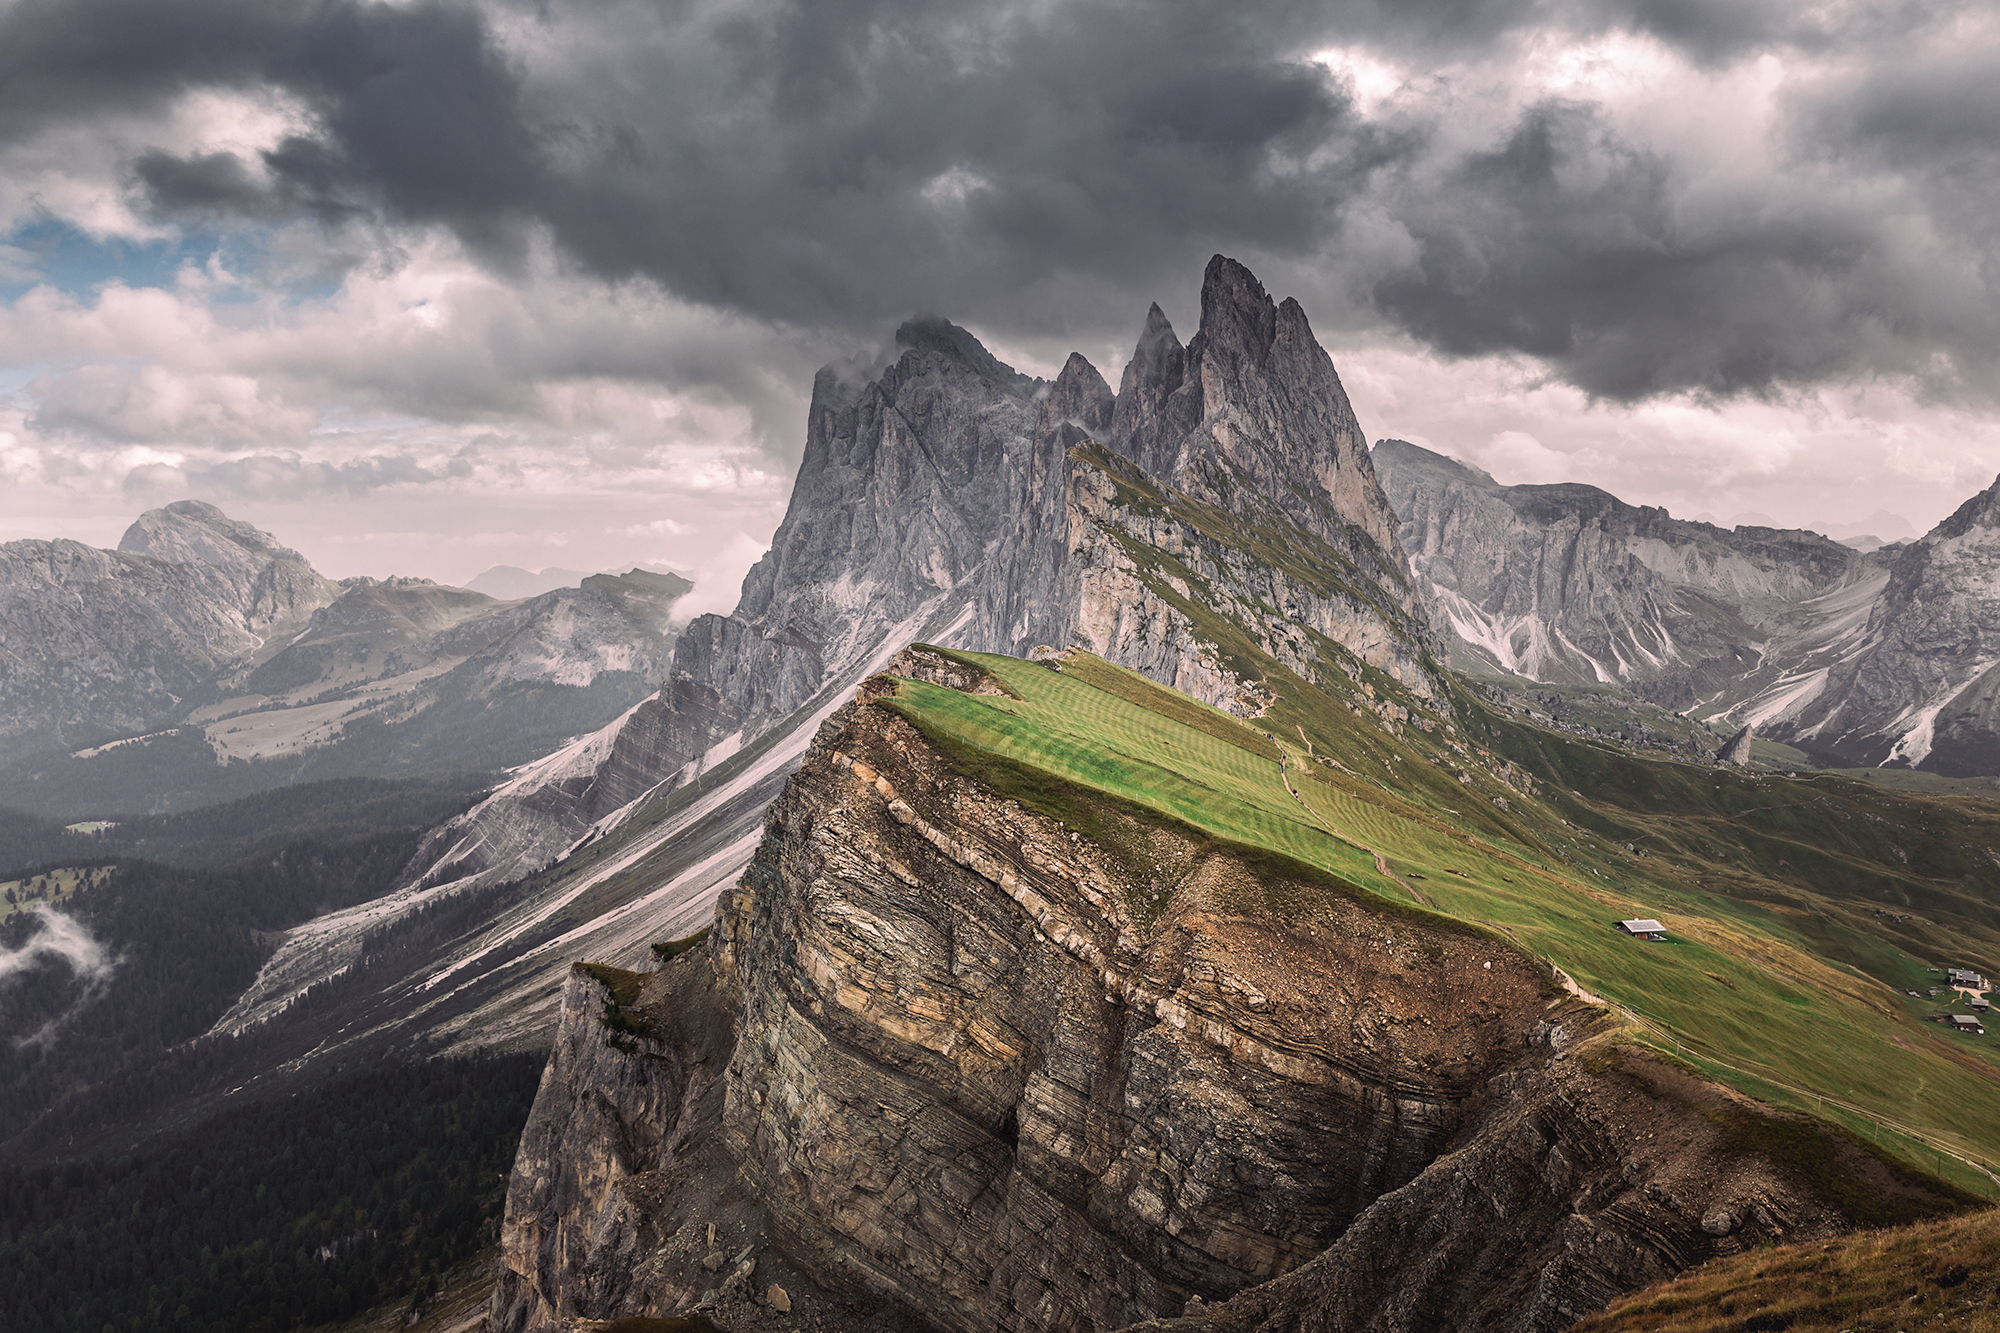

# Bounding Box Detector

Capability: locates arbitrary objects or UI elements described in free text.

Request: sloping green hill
[880,642,2000,1201]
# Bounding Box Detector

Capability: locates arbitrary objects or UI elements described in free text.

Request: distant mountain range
[466,565,598,600]
[1375,440,2000,773]
[0,503,691,813]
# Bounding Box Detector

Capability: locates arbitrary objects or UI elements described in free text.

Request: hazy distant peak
[117,500,312,575]
[467,565,594,600]
[1818,509,1920,543]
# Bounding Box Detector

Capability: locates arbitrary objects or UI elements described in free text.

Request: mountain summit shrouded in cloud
[0,0,1997,574]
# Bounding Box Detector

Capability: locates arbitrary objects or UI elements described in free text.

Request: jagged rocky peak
[1131,254,1402,558]
[892,314,1037,396]
[1109,301,1192,478]
[407,254,1443,901]
[1038,351,1114,443]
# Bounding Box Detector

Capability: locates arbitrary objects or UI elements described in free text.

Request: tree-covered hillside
[0,1055,542,1333]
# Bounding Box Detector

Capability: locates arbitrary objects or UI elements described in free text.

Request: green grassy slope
[880,643,2000,1201]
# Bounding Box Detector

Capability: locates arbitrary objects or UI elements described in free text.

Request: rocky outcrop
[1718,725,1755,767]
[490,964,723,1333]
[494,658,1963,1333]
[1143,257,1404,560]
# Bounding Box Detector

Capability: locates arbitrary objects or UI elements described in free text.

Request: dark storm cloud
[3,0,1996,404]
[131,151,283,220]
[1369,101,1984,401]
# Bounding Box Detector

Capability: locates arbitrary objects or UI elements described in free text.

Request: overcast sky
[1,0,1996,596]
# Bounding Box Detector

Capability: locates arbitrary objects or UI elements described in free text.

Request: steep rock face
[713,695,1525,1331]
[495,660,1956,1333]
[0,501,336,761]
[490,966,719,1333]
[1374,440,1885,711]
[1776,474,2000,772]
[1041,447,1439,710]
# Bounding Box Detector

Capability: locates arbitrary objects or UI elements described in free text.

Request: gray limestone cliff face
[494,660,1957,1333]
[1775,474,2000,772]
[585,317,1059,817]
[1371,442,2000,773]
[0,500,336,761]
[1374,439,1878,705]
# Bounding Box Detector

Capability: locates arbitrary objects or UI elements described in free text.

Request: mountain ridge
[0,506,693,813]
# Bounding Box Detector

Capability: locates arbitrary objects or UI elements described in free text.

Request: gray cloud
[125,452,477,501]
[2,0,1996,405]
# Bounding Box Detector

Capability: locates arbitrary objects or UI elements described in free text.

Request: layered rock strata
[494,656,1953,1333]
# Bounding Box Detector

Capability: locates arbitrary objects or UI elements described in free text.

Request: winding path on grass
[1276,749,1430,906]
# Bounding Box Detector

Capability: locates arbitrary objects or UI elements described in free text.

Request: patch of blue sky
[0,363,49,397]
[0,219,267,303]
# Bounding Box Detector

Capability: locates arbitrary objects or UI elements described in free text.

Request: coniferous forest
[0,1055,542,1333]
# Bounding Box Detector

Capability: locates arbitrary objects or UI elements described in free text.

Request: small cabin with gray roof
[1950,1014,1987,1035]
[1616,918,1668,940]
